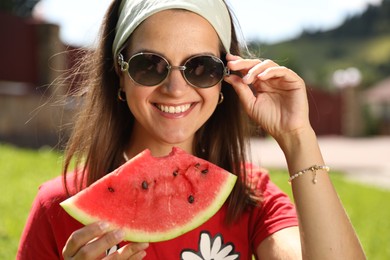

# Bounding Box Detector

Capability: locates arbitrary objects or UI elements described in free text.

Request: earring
[117,88,126,102]
[218,92,224,105]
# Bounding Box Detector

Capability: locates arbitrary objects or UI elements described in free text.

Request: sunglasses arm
[224,67,231,76]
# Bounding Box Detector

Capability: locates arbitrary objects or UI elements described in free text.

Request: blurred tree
[299,0,390,39]
[0,0,40,17]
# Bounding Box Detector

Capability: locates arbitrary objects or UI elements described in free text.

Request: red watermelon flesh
[60,147,237,242]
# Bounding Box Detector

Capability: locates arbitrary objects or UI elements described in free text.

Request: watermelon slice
[60,147,237,242]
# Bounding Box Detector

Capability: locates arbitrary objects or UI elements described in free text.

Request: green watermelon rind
[60,173,236,242]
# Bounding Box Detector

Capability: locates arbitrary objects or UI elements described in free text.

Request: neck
[125,124,194,159]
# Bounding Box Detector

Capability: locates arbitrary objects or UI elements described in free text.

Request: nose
[162,66,190,96]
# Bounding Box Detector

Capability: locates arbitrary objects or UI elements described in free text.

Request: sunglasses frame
[118,52,230,88]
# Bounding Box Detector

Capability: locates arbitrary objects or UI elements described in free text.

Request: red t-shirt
[17,165,298,259]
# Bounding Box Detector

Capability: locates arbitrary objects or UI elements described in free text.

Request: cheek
[201,85,221,106]
[122,79,151,109]
[123,77,142,97]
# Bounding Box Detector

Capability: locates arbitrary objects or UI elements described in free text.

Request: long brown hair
[63,0,257,224]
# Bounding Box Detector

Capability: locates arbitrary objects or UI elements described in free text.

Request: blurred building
[0,11,73,148]
[364,77,390,135]
[307,87,342,136]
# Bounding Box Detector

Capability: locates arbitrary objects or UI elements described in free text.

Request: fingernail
[114,229,125,240]
[98,221,110,231]
[139,242,149,250]
[243,73,251,83]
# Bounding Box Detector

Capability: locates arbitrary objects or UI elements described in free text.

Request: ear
[114,55,122,77]
[115,53,127,89]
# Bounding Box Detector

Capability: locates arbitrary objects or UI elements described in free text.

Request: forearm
[277,128,366,260]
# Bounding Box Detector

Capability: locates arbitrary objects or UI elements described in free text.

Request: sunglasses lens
[128,54,168,86]
[184,56,225,88]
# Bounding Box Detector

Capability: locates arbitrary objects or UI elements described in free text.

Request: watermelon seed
[142,181,148,190]
[173,170,179,177]
[195,163,200,168]
[108,187,115,193]
[188,195,195,204]
[201,169,209,174]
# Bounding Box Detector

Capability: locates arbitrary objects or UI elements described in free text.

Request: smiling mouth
[155,104,192,114]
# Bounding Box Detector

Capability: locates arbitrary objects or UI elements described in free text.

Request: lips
[155,104,192,114]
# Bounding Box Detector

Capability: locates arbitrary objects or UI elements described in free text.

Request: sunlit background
[0,1,390,259]
[32,0,382,46]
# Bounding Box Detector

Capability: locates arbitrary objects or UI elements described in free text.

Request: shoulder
[243,162,272,195]
[36,172,78,208]
[17,172,83,258]
[244,162,290,199]
[244,163,296,216]
[244,163,299,247]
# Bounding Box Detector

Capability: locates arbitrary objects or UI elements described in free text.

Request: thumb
[224,75,256,115]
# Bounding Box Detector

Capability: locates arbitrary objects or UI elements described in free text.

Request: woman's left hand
[224,53,311,140]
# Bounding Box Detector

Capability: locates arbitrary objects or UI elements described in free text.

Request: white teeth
[157,104,191,114]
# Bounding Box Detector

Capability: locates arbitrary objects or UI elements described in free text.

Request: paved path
[250,136,390,190]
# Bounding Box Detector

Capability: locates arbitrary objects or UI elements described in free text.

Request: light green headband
[112,0,232,58]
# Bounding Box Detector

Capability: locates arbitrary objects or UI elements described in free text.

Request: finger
[104,243,149,260]
[227,57,263,75]
[74,229,125,259]
[224,74,256,114]
[63,222,111,258]
[226,53,263,75]
[227,58,282,86]
[225,53,242,62]
[242,59,281,84]
[257,65,301,83]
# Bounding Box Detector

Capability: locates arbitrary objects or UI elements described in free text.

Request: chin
[157,132,193,146]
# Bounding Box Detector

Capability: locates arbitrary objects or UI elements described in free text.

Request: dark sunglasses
[118,52,230,88]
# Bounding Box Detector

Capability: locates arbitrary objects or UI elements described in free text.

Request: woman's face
[120,10,222,156]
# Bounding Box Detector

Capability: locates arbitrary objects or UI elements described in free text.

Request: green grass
[1,143,389,259]
[0,143,62,259]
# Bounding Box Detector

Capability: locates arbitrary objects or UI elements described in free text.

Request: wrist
[275,127,325,175]
[275,126,316,152]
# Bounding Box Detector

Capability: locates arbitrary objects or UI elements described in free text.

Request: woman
[18,0,365,259]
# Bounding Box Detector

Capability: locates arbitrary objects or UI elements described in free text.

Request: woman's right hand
[225,53,310,142]
[62,222,149,259]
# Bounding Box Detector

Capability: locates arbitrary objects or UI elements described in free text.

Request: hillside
[248,0,390,89]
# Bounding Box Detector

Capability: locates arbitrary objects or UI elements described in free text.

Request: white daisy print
[181,231,240,260]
